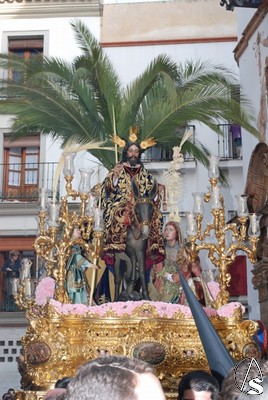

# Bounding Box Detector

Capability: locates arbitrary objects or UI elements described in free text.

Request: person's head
[44,388,67,400]
[9,250,19,260]
[65,355,165,400]
[72,226,81,239]
[122,142,142,166]
[178,370,220,400]
[164,222,183,244]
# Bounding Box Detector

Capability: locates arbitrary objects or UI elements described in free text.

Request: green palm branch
[0,19,259,172]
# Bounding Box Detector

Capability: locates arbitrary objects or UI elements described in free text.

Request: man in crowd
[65,355,166,400]
[178,370,220,400]
[2,250,21,305]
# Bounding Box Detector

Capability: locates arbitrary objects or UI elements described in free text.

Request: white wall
[0,17,100,58]
[104,41,239,87]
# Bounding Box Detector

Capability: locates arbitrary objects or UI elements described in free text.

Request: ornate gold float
[15,300,259,400]
[12,152,261,400]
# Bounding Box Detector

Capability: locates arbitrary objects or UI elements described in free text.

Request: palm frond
[0,20,260,175]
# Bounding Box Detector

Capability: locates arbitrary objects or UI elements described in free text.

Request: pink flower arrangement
[49,299,89,315]
[35,278,244,319]
[35,277,55,306]
[217,302,245,317]
[203,307,218,317]
[46,299,243,319]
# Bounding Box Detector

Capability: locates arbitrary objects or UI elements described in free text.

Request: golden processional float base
[12,153,261,400]
[14,301,259,400]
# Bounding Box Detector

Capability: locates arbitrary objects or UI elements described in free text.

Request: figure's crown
[112,126,157,150]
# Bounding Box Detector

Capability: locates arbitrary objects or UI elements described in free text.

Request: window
[3,135,40,201]
[1,35,44,200]
[8,36,43,82]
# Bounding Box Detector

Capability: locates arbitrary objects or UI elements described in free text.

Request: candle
[50,203,57,221]
[87,194,96,216]
[94,207,104,231]
[39,188,48,210]
[24,279,32,297]
[211,185,221,209]
[62,152,76,176]
[186,212,197,236]
[252,214,257,232]
[208,155,220,179]
[235,194,249,217]
[48,203,60,227]
[11,278,20,295]
[249,213,261,238]
[78,168,93,194]
[192,192,204,215]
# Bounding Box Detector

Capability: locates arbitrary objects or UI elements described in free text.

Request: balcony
[0,162,59,203]
[0,125,242,204]
[141,125,196,163]
[142,123,242,172]
[217,123,242,160]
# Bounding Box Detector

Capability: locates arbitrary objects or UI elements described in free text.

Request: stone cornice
[0,0,102,18]
[0,311,28,326]
[233,0,268,64]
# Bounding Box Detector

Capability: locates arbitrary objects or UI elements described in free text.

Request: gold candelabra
[186,155,260,309]
[14,152,104,309]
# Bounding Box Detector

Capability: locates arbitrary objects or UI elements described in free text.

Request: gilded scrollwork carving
[15,309,260,400]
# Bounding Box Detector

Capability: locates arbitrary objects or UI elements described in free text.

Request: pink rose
[35,277,55,306]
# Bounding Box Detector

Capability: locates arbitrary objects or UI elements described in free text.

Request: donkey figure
[113,178,158,301]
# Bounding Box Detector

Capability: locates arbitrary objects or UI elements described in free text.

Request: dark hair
[178,370,220,400]
[121,142,142,163]
[55,377,72,389]
[9,250,19,258]
[65,356,153,400]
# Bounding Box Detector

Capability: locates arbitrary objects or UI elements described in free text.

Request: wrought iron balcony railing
[0,125,241,203]
[141,124,242,163]
[141,125,196,163]
[0,162,59,203]
[0,292,20,312]
[217,123,242,160]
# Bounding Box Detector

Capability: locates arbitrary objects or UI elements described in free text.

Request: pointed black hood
[178,271,235,384]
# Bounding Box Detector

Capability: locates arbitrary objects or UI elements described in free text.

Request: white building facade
[0,0,267,392]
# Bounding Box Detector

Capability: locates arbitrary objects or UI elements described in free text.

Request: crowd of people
[3,355,267,399]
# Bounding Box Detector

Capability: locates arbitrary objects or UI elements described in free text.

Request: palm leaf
[0,20,260,175]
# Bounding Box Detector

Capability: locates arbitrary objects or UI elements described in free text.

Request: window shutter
[8,37,43,50]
